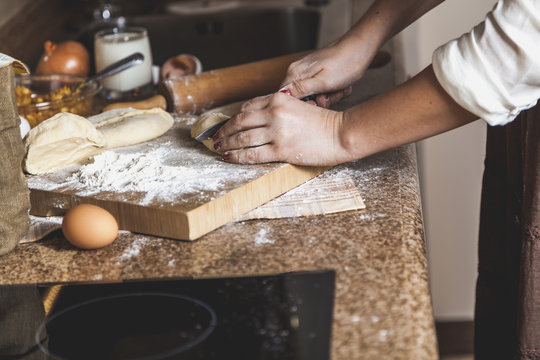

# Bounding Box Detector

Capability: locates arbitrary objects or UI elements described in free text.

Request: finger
[316,92,344,108]
[315,94,331,108]
[214,110,267,140]
[280,58,317,89]
[315,86,353,108]
[285,75,326,99]
[217,127,272,152]
[240,94,271,112]
[222,144,280,164]
[327,86,353,105]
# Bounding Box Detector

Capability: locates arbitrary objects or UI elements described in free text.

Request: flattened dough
[190,101,243,153]
[23,112,106,174]
[24,108,174,174]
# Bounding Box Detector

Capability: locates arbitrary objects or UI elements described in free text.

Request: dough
[23,112,106,174]
[190,101,243,153]
[90,107,174,149]
[191,112,230,153]
[24,108,174,174]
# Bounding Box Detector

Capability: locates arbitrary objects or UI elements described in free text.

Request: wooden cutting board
[27,116,328,240]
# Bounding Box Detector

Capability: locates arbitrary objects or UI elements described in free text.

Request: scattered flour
[27,126,269,206]
[67,145,237,204]
[254,228,274,245]
[119,237,148,261]
[378,329,389,342]
[25,119,379,224]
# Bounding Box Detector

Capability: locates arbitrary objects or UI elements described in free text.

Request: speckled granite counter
[0,44,437,359]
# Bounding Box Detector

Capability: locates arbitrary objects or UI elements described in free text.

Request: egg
[62,204,118,249]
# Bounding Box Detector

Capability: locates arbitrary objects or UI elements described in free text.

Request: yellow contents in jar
[15,85,92,127]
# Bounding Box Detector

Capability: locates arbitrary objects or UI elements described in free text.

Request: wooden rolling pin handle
[103,94,167,112]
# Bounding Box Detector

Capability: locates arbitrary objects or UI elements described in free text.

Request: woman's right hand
[280,40,374,108]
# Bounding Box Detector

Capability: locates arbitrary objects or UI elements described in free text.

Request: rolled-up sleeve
[432,0,540,126]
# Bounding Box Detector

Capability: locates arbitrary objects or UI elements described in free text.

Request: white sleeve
[432,0,540,126]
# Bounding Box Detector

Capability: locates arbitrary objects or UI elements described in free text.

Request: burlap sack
[0,286,47,359]
[0,64,30,255]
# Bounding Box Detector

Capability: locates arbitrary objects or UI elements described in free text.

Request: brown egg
[62,204,118,249]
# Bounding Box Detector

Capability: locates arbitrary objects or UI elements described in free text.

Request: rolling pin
[104,50,391,114]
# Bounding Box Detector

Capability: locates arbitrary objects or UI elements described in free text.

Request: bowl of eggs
[15,73,101,128]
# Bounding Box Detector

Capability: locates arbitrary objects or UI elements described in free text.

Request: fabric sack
[0,62,30,255]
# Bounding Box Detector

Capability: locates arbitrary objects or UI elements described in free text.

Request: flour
[67,144,240,204]
[27,118,271,206]
[254,228,274,245]
[119,236,148,261]
[25,117,368,215]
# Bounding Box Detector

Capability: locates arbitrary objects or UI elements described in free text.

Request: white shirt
[432,0,540,126]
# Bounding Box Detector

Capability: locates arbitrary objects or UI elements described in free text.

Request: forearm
[337,65,478,161]
[338,0,446,57]
[215,66,477,167]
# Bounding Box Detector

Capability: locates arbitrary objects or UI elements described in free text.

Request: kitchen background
[1,0,496,351]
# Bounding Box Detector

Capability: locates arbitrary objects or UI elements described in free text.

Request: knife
[194,94,315,141]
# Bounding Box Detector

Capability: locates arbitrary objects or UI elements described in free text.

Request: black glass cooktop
[1,271,334,360]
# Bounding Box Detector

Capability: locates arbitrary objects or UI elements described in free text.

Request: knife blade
[194,95,316,141]
[195,118,229,141]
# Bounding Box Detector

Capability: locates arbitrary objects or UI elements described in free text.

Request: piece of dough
[191,112,230,153]
[190,101,243,153]
[89,107,174,149]
[24,108,174,174]
[23,112,106,174]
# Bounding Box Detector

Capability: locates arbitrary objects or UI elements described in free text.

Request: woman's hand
[280,41,370,108]
[212,92,350,166]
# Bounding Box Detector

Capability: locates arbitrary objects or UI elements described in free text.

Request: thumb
[280,77,325,99]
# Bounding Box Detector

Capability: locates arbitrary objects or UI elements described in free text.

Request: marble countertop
[0,42,437,359]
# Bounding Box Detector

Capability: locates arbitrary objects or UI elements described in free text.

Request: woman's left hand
[212,91,348,166]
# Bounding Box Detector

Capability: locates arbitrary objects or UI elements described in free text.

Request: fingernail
[222,152,231,161]
[212,133,220,142]
[213,140,222,151]
[278,84,291,92]
[280,89,292,96]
